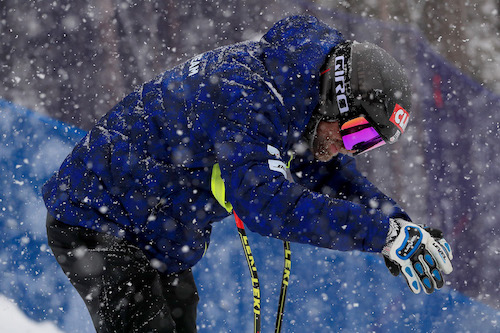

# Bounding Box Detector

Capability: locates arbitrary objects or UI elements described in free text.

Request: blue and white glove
[382,218,453,294]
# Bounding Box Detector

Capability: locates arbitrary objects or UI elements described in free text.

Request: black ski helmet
[316,41,412,144]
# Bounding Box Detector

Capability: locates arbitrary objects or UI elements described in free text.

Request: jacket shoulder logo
[267,145,287,178]
[188,54,203,77]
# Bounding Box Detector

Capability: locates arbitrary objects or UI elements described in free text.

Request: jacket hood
[260,15,344,136]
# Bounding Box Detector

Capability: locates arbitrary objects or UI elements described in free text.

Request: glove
[382,218,453,294]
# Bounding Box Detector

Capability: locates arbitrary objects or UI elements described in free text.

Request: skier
[43,15,453,332]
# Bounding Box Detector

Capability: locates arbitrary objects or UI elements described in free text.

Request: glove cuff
[382,218,405,257]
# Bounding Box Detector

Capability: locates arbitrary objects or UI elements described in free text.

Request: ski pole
[235,211,291,333]
[236,153,293,332]
[274,158,294,332]
[275,240,291,333]
[235,211,261,333]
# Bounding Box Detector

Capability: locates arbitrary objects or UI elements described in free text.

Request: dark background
[2,0,499,130]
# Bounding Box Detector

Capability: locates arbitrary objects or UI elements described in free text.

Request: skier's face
[312,121,354,161]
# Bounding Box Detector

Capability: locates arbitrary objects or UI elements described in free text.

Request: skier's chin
[314,143,340,162]
[315,153,337,162]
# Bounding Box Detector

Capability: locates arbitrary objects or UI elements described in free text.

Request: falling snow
[1,1,500,332]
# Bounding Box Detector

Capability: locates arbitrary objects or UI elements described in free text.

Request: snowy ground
[0,295,62,333]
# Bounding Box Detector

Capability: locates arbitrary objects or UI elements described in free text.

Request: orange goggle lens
[340,117,386,154]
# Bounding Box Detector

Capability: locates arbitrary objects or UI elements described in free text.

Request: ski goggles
[340,116,386,155]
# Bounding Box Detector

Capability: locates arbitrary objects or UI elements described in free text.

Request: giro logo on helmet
[390,104,410,133]
[334,55,349,114]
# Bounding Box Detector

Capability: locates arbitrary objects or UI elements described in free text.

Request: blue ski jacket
[43,15,410,275]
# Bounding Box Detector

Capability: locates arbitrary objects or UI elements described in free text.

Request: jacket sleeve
[290,151,411,221]
[214,91,389,253]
